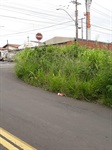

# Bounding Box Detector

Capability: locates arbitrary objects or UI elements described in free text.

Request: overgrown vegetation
[15,43,112,107]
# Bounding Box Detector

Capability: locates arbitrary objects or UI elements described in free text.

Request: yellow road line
[0,137,19,150]
[0,128,37,150]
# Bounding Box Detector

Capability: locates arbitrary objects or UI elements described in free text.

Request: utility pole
[81,18,85,40]
[85,0,88,41]
[71,0,81,41]
[76,0,78,41]
[7,40,8,45]
[85,0,92,41]
[7,40,9,51]
[27,36,29,42]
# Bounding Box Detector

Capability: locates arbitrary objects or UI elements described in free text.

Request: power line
[1,20,73,37]
[1,2,111,26]
[0,4,65,19]
[0,14,57,24]
[94,2,112,13]
[91,8,111,19]
[1,16,111,38]
[1,0,112,43]
[92,24,112,32]
[0,5,72,24]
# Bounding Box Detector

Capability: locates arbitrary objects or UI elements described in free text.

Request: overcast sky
[0,0,112,46]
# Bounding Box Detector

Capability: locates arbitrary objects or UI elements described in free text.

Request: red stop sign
[36,33,43,40]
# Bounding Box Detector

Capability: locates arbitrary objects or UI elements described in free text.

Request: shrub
[15,44,112,107]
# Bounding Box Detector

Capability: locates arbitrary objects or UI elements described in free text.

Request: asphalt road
[0,62,112,150]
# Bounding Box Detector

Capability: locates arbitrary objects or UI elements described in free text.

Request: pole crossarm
[71,0,81,5]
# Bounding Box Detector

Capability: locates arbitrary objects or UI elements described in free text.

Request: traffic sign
[36,33,43,40]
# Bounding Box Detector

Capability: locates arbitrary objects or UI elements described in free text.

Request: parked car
[7,53,16,62]
[0,57,4,61]
[0,50,8,61]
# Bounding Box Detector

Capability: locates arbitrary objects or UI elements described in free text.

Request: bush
[15,44,112,107]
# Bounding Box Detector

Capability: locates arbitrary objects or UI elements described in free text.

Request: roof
[3,44,20,48]
[0,47,7,50]
[42,36,74,45]
[18,42,39,49]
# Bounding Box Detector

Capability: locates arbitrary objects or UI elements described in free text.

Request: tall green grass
[15,44,112,107]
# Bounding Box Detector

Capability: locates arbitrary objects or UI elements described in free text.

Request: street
[0,62,112,150]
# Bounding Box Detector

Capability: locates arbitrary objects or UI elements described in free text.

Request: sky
[0,0,112,47]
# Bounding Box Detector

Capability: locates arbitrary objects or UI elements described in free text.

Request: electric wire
[0,0,111,43]
[94,2,112,13]
[1,20,73,37]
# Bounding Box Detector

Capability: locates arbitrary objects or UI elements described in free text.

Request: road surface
[0,62,112,150]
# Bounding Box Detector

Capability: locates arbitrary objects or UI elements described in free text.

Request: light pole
[56,8,75,22]
[57,8,84,41]
[57,6,80,41]
[57,1,81,41]
[56,8,76,41]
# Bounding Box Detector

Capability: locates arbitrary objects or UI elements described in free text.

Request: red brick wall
[67,40,112,51]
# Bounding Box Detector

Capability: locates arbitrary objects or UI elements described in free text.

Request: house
[18,41,39,50]
[41,36,75,46]
[0,47,7,50]
[3,44,20,52]
[2,44,20,61]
